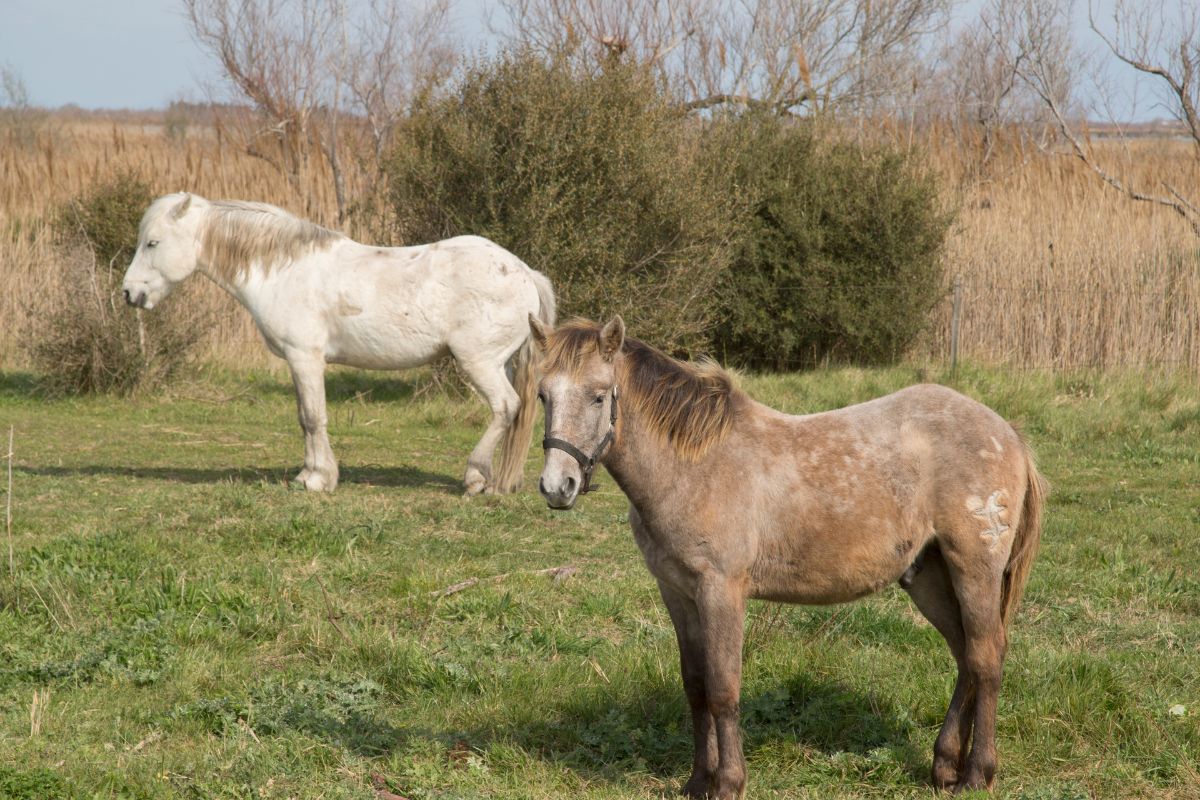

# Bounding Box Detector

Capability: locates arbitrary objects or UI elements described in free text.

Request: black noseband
[542,386,618,495]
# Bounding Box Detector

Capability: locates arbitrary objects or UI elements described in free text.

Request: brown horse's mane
[543,319,739,460]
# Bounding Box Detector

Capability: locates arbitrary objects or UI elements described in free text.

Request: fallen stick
[430,565,579,598]
[312,574,354,646]
[432,577,478,597]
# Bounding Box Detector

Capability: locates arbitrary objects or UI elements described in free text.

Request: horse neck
[194,260,244,300]
[191,214,279,309]
[189,209,243,299]
[601,373,687,510]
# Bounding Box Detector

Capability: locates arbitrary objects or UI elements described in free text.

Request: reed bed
[2,114,1198,371]
[0,118,357,367]
[921,132,1200,371]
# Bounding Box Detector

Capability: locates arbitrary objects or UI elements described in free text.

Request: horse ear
[171,193,193,220]
[599,315,625,360]
[529,313,551,348]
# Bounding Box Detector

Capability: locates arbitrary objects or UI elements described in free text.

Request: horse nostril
[564,476,578,495]
[538,477,549,496]
[123,289,132,305]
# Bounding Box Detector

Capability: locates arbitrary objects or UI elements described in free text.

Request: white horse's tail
[494,269,556,493]
[530,268,556,326]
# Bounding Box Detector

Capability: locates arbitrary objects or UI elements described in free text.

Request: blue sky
[0,0,1174,118]
[1,0,219,109]
[0,0,491,108]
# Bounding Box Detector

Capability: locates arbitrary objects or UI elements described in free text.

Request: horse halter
[542,386,619,495]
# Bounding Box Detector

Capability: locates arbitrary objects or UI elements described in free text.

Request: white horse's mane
[177,198,344,280]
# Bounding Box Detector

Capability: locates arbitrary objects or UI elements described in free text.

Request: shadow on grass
[0,367,463,406]
[170,678,415,759]
[244,369,467,405]
[278,706,410,758]
[456,672,930,793]
[17,463,462,492]
[0,371,41,399]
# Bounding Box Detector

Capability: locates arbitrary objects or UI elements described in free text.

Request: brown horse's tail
[494,270,556,493]
[1001,435,1048,626]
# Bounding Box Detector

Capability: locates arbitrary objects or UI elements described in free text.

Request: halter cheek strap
[542,386,618,495]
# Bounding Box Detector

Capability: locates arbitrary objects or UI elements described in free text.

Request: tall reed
[924,131,1200,370]
[2,114,1197,371]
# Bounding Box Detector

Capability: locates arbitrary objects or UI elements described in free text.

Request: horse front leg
[658,581,718,798]
[695,577,748,799]
[287,354,338,491]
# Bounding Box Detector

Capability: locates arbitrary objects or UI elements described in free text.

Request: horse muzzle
[539,474,579,510]
[123,287,150,309]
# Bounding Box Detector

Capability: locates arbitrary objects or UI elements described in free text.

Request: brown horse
[529,315,1046,798]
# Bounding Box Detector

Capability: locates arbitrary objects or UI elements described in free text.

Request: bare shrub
[0,65,44,149]
[494,0,952,115]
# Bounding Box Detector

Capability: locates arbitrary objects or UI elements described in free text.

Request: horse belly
[749,523,926,605]
[325,313,447,369]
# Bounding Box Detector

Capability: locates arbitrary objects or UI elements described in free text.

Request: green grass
[0,363,1197,799]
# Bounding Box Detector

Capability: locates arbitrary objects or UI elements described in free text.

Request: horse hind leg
[944,555,1007,792]
[455,356,520,496]
[901,543,976,791]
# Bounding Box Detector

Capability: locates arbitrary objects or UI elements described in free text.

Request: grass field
[0,364,1197,799]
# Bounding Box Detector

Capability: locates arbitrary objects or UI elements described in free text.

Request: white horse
[122,192,556,494]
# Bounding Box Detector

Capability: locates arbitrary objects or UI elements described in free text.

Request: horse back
[658,384,1030,604]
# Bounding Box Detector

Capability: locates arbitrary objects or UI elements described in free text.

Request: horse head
[530,314,624,510]
[122,192,204,309]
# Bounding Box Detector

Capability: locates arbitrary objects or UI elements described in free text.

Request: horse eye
[146,240,159,249]
[593,394,605,405]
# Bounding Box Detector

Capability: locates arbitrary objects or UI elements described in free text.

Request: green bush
[712,116,952,369]
[24,173,208,395]
[386,53,949,364]
[385,50,736,353]
[59,171,152,269]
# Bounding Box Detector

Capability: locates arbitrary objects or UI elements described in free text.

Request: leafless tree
[346,0,456,166]
[0,64,43,147]
[1,65,32,113]
[937,1,1029,170]
[1021,0,1200,236]
[920,0,1080,179]
[185,0,334,196]
[183,0,457,223]
[494,0,952,115]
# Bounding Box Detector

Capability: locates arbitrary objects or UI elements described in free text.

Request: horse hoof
[296,471,336,491]
[463,472,488,496]
[708,774,746,800]
[932,760,960,791]
[951,775,994,794]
